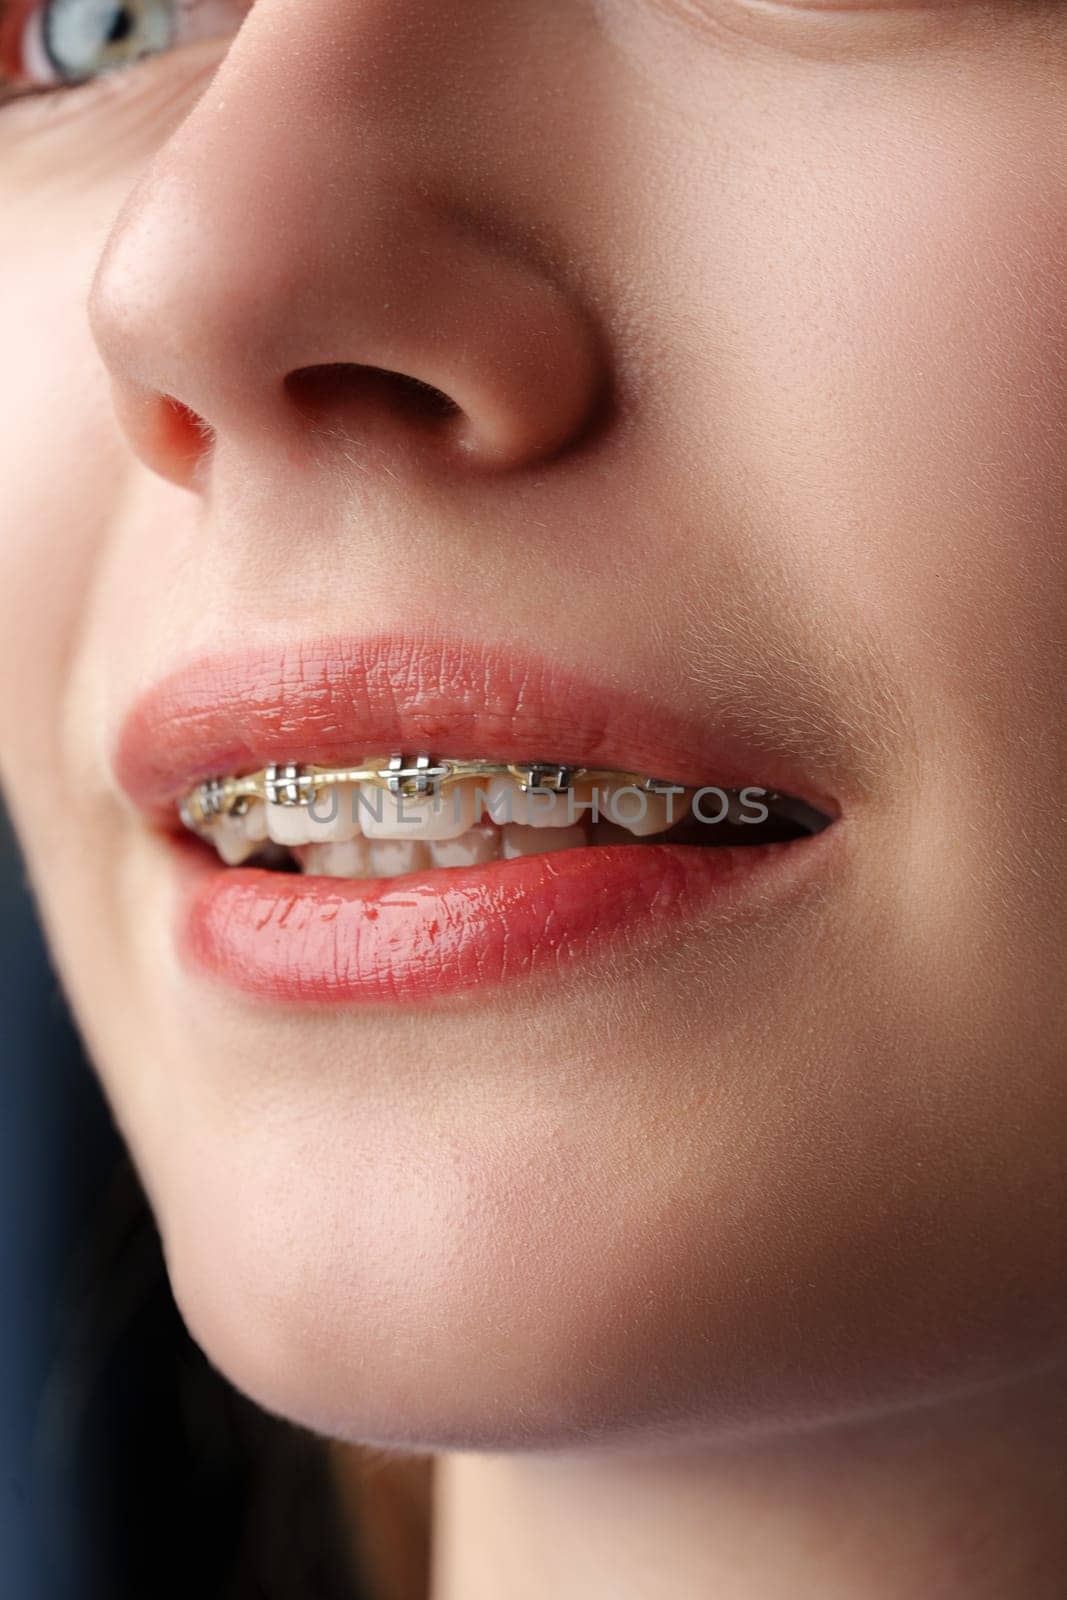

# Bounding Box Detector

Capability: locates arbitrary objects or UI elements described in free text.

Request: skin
[1,1,1066,1593]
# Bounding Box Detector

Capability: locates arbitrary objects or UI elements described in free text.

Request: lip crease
[112,631,842,1006]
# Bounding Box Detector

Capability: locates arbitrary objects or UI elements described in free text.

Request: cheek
[0,190,126,773]
[0,60,212,784]
[669,62,1067,763]
[830,146,1067,641]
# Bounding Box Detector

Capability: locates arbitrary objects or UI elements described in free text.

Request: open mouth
[116,633,846,1004]
[178,754,833,879]
[169,750,838,1002]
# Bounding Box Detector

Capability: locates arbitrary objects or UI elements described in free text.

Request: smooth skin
[1,2,1065,1595]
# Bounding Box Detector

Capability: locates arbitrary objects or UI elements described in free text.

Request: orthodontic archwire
[178,754,699,836]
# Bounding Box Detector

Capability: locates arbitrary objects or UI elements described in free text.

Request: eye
[34,0,172,81]
[1,0,242,93]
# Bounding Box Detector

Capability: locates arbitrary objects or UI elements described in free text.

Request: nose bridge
[88,1,608,476]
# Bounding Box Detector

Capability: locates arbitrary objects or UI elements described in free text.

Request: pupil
[106,7,134,45]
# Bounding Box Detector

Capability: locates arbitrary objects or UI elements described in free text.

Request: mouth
[178,754,832,875]
[114,634,843,1005]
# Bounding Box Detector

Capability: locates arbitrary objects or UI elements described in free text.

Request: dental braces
[179,754,686,835]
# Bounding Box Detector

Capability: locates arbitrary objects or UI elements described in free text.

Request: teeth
[501,823,588,859]
[211,799,270,864]
[242,800,269,841]
[186,761,699,840]
[307,784,364,841]
[266,802,317,847]
[429,822,501,868]
[185,755,825,880]
[297,826,501,879]
[594,785,678,837]
[298,839,370,878]
[367,839,431,877]
[266,783,363,846]
[359,779,480,841]
[482,775,584,828]
[214,811,262,865]
[193,773,822,878]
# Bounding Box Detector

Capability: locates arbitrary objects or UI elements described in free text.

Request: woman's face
[2,0,1065,1451]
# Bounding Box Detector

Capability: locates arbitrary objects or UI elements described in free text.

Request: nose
[88,7,608,485]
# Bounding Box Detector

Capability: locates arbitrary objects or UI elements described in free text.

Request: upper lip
[112,631,842,827]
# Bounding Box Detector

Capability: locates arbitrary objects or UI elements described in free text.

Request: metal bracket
[381,753,453,798]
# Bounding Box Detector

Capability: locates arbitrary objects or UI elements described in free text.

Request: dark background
[0,805,358,1599]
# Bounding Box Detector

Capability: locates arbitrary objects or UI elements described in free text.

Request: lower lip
[175,833,832,1005]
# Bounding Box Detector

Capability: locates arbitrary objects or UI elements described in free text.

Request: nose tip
[89,135,610,485]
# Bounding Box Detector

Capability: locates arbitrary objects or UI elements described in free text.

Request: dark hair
[36,1150,431,1600]
[3,799,431,1600]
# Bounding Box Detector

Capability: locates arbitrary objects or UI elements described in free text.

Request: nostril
[161,395,215,462]
[378,369,462,421]
[284,363,463,434]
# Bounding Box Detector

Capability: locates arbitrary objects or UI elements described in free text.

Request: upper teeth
[173,754,827,873]
[202,782,686,869]
[180,755,686,835]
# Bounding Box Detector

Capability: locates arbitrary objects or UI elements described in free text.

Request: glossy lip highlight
[113,631,844,1005]
[178,833,836,1006]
